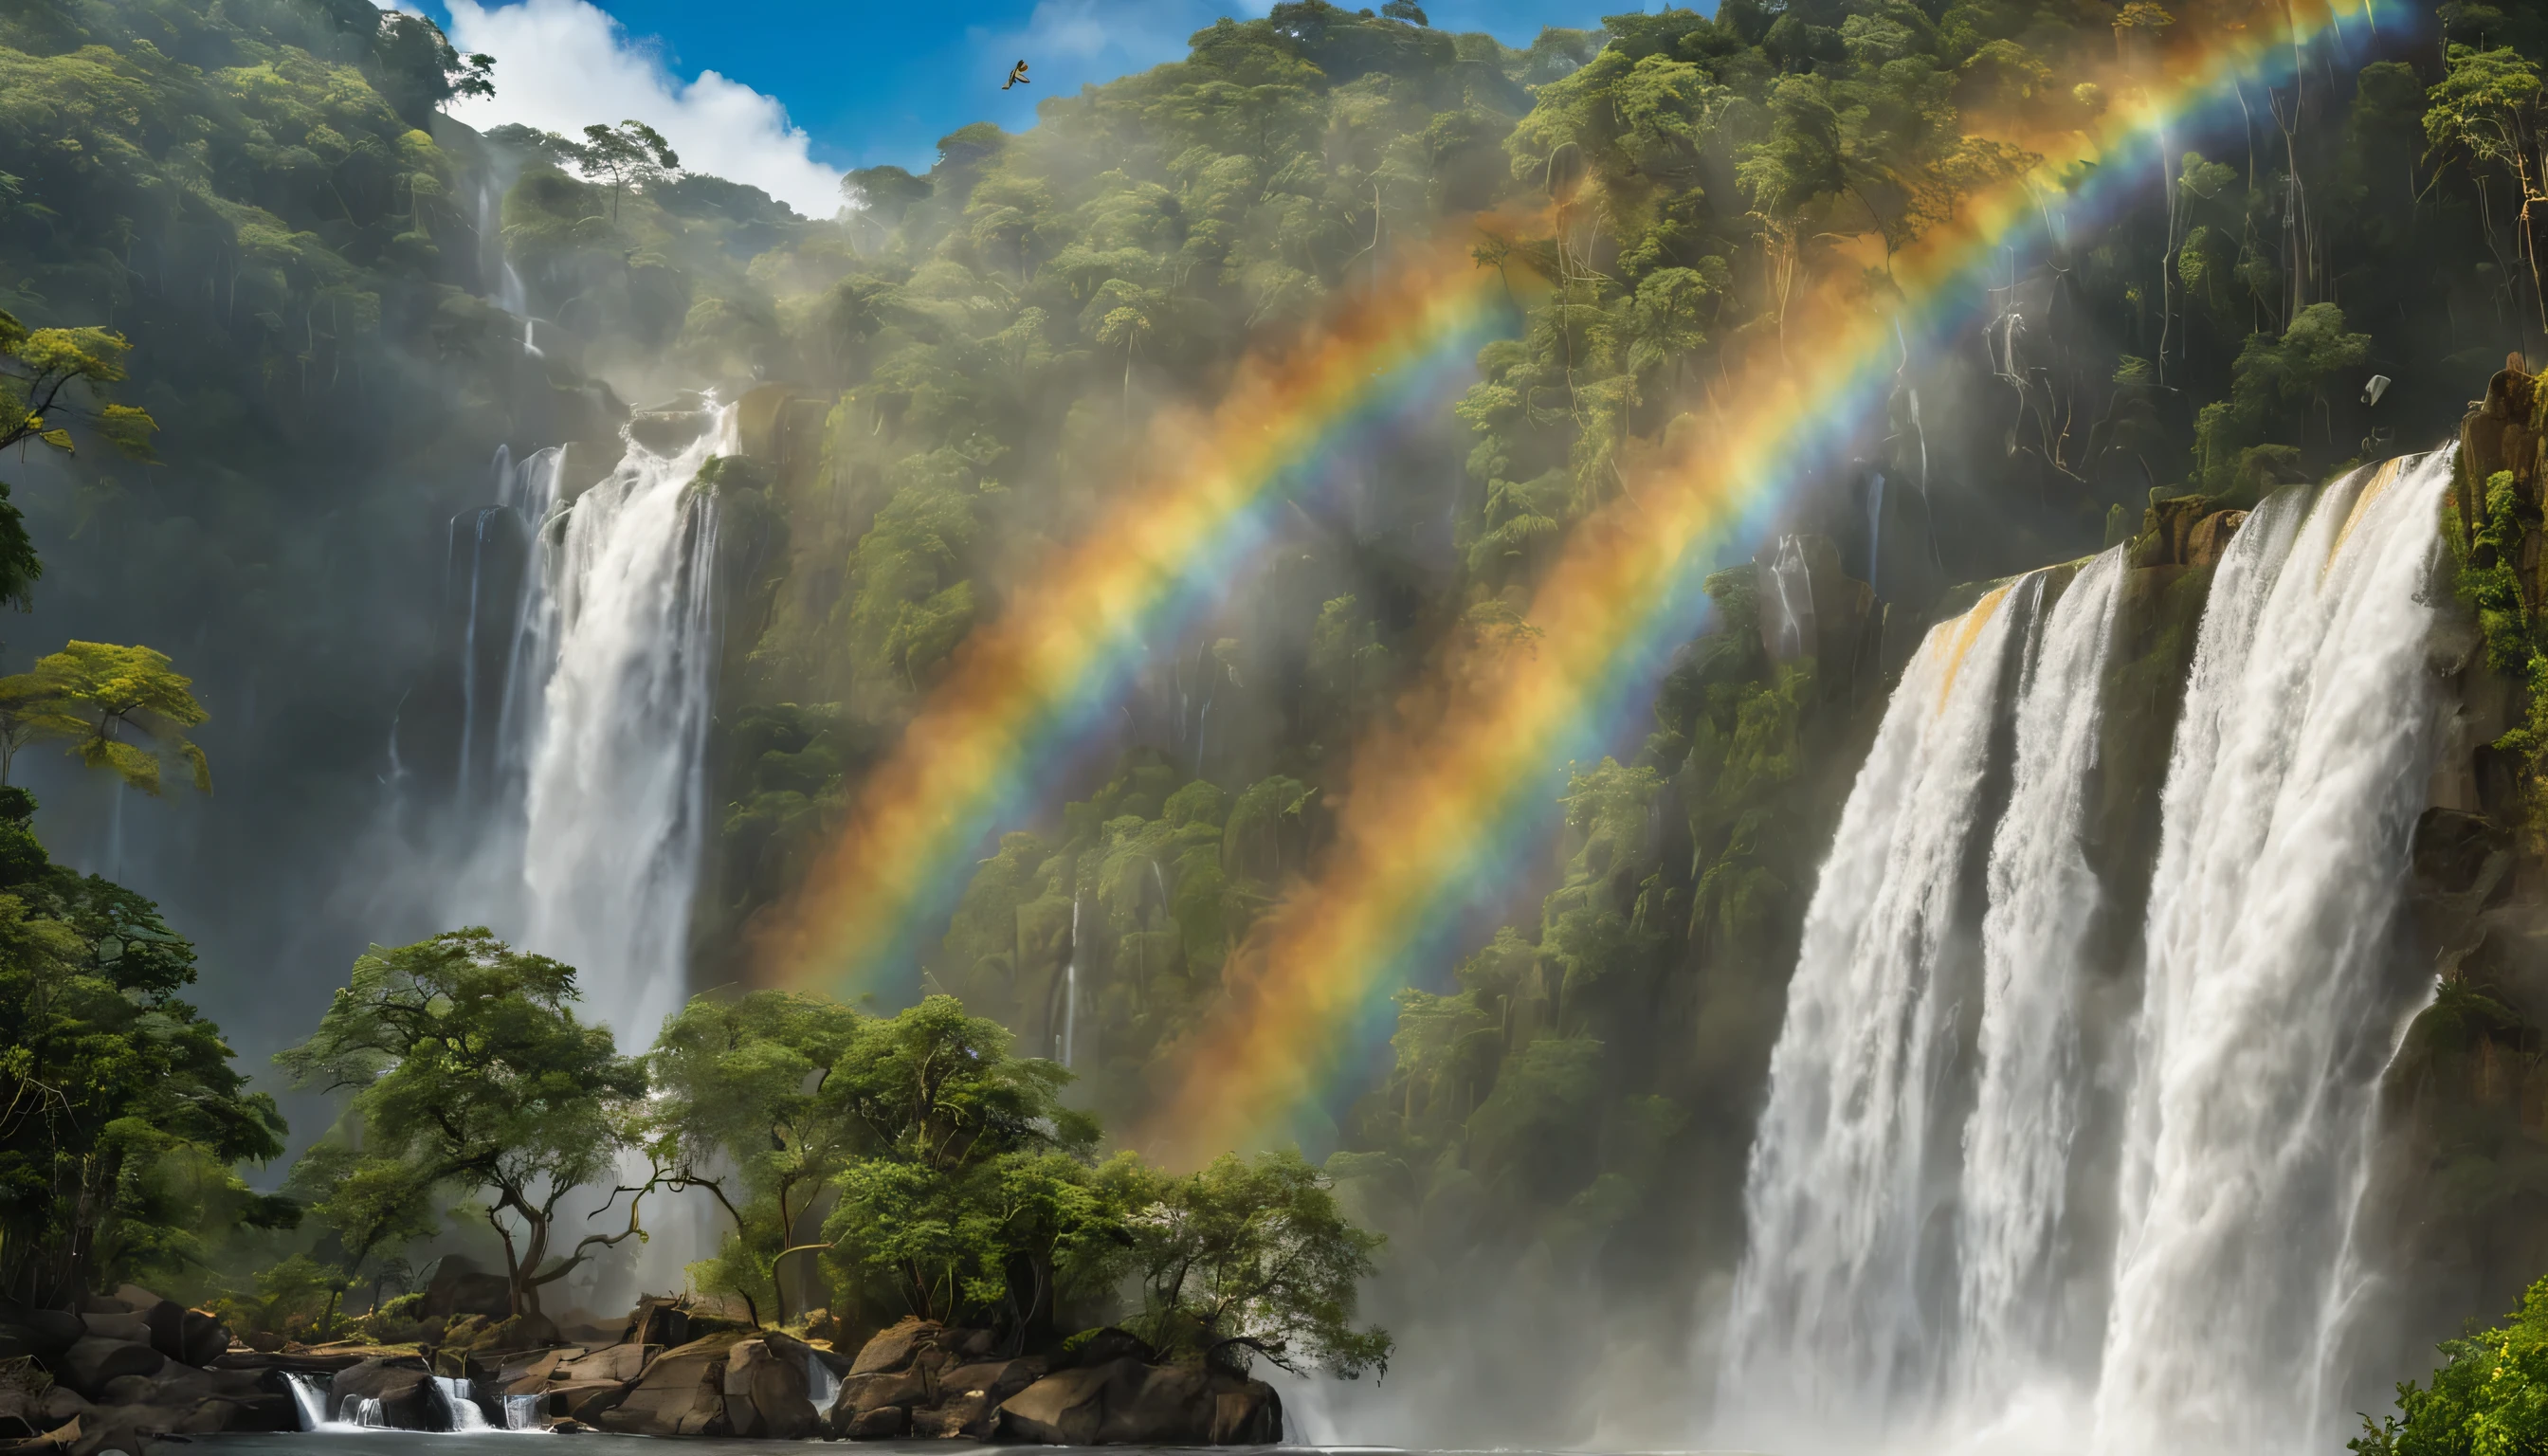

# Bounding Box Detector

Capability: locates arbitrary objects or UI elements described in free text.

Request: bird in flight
[1003,60,1030,90]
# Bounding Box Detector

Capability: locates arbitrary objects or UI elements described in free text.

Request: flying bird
[1003,60,1030,90]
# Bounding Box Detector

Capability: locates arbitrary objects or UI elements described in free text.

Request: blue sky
[419,0,1645,214]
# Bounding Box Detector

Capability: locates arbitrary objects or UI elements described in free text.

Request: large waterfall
[400,409,731,1046]
[1718,452,2454,1455]
[511,411,729,1046]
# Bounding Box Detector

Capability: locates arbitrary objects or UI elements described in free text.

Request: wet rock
[594,1331,741,1437]
[998,1358,1283,1446]
[848,1316,940,1374]
[913,1389,998,1438]
[941,1356,1046,1406]
[843,1404,906,1440]
[836,1367,929,1416]
[997,1356,1143,1444]
[2185,509,2248,569]
[721,1337,818,1439]
[328,1356,441,1430]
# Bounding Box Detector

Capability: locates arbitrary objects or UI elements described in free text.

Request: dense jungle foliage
[12,0,2548,1435]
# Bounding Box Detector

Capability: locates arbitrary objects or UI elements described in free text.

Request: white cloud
[441,0,845,218]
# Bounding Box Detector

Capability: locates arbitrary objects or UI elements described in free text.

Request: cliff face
[2341,374,2548,1370]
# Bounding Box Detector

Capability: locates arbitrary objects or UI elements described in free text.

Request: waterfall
[1757,535,1818,664]
[435,1374,492,1431]
[1954,546,2125,1404]
[1060,893,1081,1068]
[285,1373,332,1431]
[805,1348,843,1418]
[1719,577,2026,1438]
[513,408,730,1046]
[503,1392,543,1430]
[1715,449,2453,1456]
[2092,453,2450,1455]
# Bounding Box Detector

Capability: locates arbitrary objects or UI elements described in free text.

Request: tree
[647,990,869,1325]
[2354,1271,2548,1454]
[1119,1149,1392,1379]
[0,309,158,610]
[283,1143,440,1338]
[275,929,648,1326]
[2425,46,2548,331]
[1381,0,1429,23]
[566,120,681,223]
[6,642,210,795]
[0,786,288,1305]
[816,996,1104,1331]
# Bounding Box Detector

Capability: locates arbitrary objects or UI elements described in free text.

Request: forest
[6,0,2548,1448]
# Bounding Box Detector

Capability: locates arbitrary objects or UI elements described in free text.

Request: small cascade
[1060,893,1082,1067]
[435,1374,491,1431]
[285,1373,332,1431]
[503,1392,543,1430]
[350,1395,387,1429]
[804,1348,843,1418]
[1757,534,1818,663]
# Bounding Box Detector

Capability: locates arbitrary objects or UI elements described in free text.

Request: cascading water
[1714,450,2454,1456]
[2092,453,2451,1456]
[435,1374,492,1431]
[1718,576,2026,1439]
[510,410,730,1047]
[1758,534,1818,663]
[1953,546,2125,1405]
[285,1373,332,1431]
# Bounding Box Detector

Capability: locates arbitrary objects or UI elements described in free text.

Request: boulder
[542,1380,632,1426]
[913,1390,998,1439]
[9,1314,80,1362]
[1055,1326,1155,1369]
[836,1368,929,1416]
[998,1359,1283,1446]
[997,1357,1145,1445]
[55,1338,165,1398]
[554,1342,654,1384]
[720,1337,817,1439]
[328,1356,442,1430]
[0,1416,77,1454]
[941,1356,1047,1407]
[594,1332,741,1437]
[849,1316,941,1374]
[843,1404,907,1440]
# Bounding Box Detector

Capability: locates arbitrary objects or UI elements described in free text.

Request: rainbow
[754,243,1517,998]
[1143,0,2404,1163]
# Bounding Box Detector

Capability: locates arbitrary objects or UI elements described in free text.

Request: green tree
[2354,1271,2548,1454]
[1120,1149,1392,1379]
[2424,45,2548,328]
[647,990,869,1324]
[0,309,158,610]
[282,1143,441,1338]
[0,786,288,1304]
[8,642,210,795]
[816,996,1102,1330]
[566,119,681,222]
[275,929,647,1326]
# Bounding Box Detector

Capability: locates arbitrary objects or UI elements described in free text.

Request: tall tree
[647,990,869,1324]
[276,928,647,1327]
[568,120,682,222]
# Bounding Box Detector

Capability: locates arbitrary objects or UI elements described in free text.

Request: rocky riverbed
[1,1286,1281,1453]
